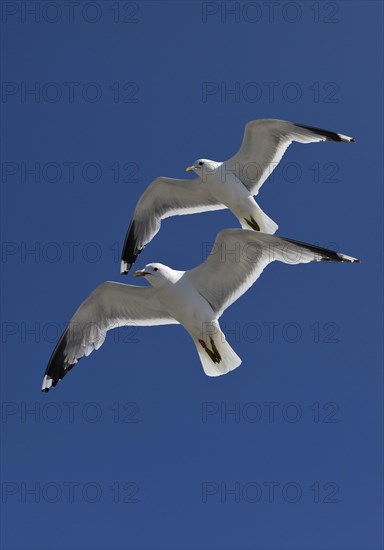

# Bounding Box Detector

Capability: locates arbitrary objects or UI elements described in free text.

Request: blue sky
[1,1,383,549]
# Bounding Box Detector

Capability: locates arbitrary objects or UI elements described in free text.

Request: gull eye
[198,161,204,166]
[153,267,158,272]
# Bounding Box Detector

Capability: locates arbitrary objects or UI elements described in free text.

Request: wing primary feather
[41,329,76,391]
[293,122,355,143]
[278,236,360,263]
[121,219,143,274]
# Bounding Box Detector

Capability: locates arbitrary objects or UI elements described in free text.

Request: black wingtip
[280,236,359,264]
[335,252,361,263]
[120,260,131,275]
[41,382,60,393]
[342,256,361,264]
[294,122,354,143]
[121,219,143,275]
[41,330,75,392]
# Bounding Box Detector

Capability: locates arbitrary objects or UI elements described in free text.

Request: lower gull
[42,229,359,392]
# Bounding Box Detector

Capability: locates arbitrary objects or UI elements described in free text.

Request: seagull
[120,119,354,274]
[42,229,359,392]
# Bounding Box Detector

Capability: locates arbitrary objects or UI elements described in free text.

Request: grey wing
[42,282,178,391]
[225,119,354,195]
[186,229,359,318]
[121,176,226,274]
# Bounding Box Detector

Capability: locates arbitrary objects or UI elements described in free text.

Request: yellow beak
[185,165,195,172]
[133,269,148,277]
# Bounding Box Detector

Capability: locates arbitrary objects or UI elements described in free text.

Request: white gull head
[133,263,181,287]
[185,158,222,177]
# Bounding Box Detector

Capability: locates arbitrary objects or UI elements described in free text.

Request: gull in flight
[42,230,359,392]
[120,119,354,274]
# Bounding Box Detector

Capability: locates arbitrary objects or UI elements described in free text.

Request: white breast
[206,166,250,208]
[156,276,215,330]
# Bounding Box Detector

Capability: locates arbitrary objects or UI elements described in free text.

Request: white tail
[192,330,242,377]
[240,203,278,235]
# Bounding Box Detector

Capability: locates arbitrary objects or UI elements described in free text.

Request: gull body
[187,159,277,232]
[41,230,359,392]
[137,263,216,336]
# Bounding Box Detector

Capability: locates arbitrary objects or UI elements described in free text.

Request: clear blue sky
[1,1,383,549]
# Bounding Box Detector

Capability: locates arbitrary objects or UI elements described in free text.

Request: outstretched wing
[42,282,178,391]
[225,119,354,195]
[186,229,359,318]
[121,177,226,274]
